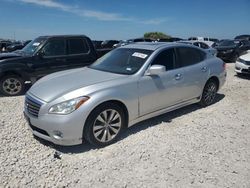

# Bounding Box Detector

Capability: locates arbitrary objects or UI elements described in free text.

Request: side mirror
[36,50,45,58]
[146,65,166,75]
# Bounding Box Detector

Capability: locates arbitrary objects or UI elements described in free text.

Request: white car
[235,50,250,75]
[188,37,217,47]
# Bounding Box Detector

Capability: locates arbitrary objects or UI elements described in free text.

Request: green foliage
[144,32,171,40]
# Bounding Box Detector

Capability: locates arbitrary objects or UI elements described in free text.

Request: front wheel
[0,75,25,96]
[83,103,126,147]
[199,80,218,107]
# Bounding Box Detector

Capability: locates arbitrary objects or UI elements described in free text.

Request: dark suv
[0,35,110,96]
[215,40,250,62]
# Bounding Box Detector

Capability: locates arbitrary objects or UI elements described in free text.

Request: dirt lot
[0,63,249,187]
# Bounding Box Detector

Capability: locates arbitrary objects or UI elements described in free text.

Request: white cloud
[20,0,71,11]
[19,0,131,21]
[18,0,167,24]
[140,18,168,25]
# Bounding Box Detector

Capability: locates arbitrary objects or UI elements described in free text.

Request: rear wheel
[0,75,25,96]
[199,80,218,107]
[83,103,126,147]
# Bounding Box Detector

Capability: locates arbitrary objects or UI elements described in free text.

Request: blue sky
[0,0,250,40]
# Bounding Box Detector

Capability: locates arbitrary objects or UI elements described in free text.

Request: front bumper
[235,61,250,74]
[23,94,91,146]
[24,111,84,146]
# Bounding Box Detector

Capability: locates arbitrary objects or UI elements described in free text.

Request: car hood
[240,51,250,61]
[0,52,22,60]
[29,67,128,102]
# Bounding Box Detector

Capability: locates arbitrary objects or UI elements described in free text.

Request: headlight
[49,97,89,114]
[225,49,233,53]
[237,58,245,64]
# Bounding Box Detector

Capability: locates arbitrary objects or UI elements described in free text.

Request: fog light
[52,131,63,139]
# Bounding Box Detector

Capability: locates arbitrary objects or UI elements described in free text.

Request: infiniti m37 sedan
[24,42,226,147]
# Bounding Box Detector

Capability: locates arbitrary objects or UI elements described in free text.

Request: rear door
[175,47,208,100]
[66,37,97,68]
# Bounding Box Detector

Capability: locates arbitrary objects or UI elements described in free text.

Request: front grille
[25,95,43,117]
[244,61,250,65]
[242,69,250,73]
[29,124,49,136]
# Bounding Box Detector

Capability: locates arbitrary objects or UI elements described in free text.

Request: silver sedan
[24,42,226,146]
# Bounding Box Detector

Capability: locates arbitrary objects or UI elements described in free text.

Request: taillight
[223,62,226,70]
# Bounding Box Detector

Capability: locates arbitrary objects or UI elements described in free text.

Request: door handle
[201,66,207,72]
[175,73,182,80]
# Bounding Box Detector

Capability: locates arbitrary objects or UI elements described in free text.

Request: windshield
[89,48,153,75]
[20,37,47,55]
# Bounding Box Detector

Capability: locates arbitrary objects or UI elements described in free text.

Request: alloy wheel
[2,78,22,95]
[203,82,217,105]
[93,109,122,143]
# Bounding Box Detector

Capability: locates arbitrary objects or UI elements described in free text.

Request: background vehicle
[6,40,31,52]
[92,40,103,49]
[235,50,250,75]
[114,38,153,48]
[235,35,250,41]
[188,36,218,47]
[0,40,12,52]
[215,40,250,62]
[0,35,111,96]
[178,40,217,56]
[101,40,119,48]
[24,43,226,147]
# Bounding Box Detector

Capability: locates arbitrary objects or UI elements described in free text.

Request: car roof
[120,42,185,51]
[38,35,88,39]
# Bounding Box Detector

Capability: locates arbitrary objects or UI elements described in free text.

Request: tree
[144,32,171,40]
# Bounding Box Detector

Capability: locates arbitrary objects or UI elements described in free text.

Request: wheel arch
[85,99,129,128]
[207,76,220,91]
[0,70,30,81]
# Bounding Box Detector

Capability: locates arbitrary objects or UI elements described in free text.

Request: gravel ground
[0,63,249,187]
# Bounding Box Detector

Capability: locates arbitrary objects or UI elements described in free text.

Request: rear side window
[151,48,176,71]
[68,38,89,54]
[176,47,205,67]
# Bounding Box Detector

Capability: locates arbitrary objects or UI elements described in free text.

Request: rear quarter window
[176,47,206,67]
[68,38,90,54]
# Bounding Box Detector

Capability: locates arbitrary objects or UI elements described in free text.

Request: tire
[83,102,126,147]
[0,75,25,96]
[199,79,218,107]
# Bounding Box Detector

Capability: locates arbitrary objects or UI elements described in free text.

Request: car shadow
[41,93,225,154]
[119,93,225,141]
[235,73,250,80]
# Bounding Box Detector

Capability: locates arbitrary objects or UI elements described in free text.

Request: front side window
[42,39,66,57]
[68,38,89,54]
[21,37,47,55]
[151,49,176,71]
[89,48,152,75]
[176,47,205,67]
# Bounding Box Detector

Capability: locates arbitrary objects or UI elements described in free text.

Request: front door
[138,48,185,116]
[41,38,68,74]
